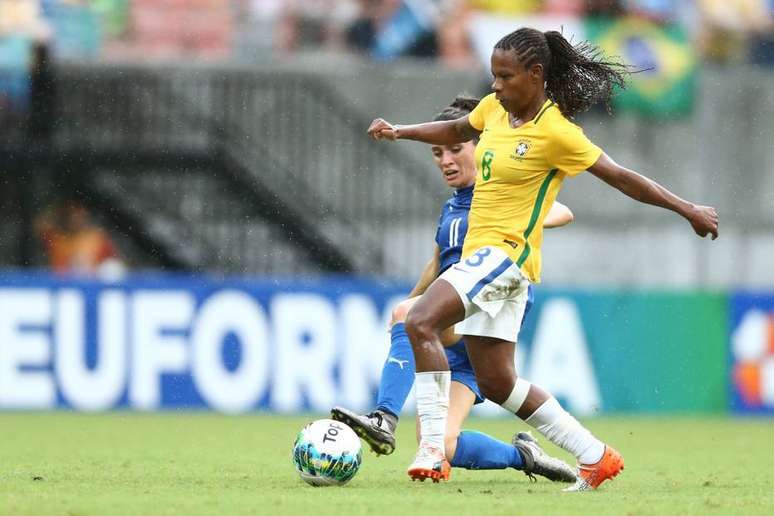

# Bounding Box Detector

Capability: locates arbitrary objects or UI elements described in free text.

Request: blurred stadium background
[0,0,773,484]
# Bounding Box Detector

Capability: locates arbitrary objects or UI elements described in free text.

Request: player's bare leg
[404,279,465,482]
[464,335,622,490]
[332,299,464,456]
[429,381,477,459]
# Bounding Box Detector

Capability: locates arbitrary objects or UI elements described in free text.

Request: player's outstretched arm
[543,201,574,229]
[588,153,719,240]
[367,116,480,145]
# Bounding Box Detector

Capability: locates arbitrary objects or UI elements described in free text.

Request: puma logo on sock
[388,357,409,369]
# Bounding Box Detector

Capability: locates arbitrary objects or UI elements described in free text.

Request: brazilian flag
[585,17,697,118]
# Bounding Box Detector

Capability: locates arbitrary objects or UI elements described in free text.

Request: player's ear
[529,63,543,83]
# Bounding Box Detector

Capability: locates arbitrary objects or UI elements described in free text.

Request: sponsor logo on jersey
[503,239,519,249]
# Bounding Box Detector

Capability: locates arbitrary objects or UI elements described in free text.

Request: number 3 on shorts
[465,248,491,267]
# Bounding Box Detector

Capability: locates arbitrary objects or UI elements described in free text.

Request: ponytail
[495,28,631,117]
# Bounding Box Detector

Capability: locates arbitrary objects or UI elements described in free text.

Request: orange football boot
[564,446,624,491]
[407,444,451,483]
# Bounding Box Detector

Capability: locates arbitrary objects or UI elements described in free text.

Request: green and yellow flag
[585,17,697,118]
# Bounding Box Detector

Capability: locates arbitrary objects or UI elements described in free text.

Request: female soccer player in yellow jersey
[334,97,577,485]
[366,27,719,491]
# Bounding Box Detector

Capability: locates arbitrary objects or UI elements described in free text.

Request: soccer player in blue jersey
[332,97,576,483]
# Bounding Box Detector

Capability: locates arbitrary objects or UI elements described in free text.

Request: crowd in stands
[262,0,774,66]
[0,0,772,66]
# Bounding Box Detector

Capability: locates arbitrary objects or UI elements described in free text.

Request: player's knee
[391,299,413,324]
[404,306,433,342]
[477,374,513,405]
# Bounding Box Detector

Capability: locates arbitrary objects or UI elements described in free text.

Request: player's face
[431,141,477,189]
[490,48,542,115]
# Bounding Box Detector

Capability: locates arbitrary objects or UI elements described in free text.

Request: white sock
[414,371,451,454]
[524,397,605,465]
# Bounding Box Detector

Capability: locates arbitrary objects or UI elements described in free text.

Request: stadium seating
[7,62,445,276]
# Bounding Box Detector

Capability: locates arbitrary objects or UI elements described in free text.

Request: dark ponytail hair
[433,95,480,122]
[494,28,630,118]
[433,95,481,142]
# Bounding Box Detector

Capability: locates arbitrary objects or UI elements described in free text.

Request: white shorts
[439,246,531,343]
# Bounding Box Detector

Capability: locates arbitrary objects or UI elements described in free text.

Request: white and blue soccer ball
[292,419,363,487]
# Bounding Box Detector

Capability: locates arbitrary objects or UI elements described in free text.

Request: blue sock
[451,431,524,470]
[375,323,415,418]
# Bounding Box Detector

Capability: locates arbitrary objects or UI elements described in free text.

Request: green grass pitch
[1,413,772,515]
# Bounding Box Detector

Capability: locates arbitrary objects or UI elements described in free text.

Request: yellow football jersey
[465,94,602,283]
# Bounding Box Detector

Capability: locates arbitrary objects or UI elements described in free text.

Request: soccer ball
[292,418,363,487]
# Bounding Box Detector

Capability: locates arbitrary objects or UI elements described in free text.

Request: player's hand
[367,118,399,141]
[687,205,719,240]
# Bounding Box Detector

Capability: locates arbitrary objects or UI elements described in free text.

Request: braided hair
[433,95,480,122]
[494,28,630,118]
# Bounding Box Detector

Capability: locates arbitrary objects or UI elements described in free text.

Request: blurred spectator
[585,0,626,17]
[698,0,772,62]
[346,0,440,60]
[35,200,125,277]
[0,0,43,35]
[234,0,284,54]
[440,0,584,69]
[26,41,57,144]
[748,0,774,65]
[436,0,474,68]
[273,0,360,54]
[544,0,584,15]
[106,0,231,60]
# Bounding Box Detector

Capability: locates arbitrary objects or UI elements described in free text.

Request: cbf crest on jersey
[511,140,531,160]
